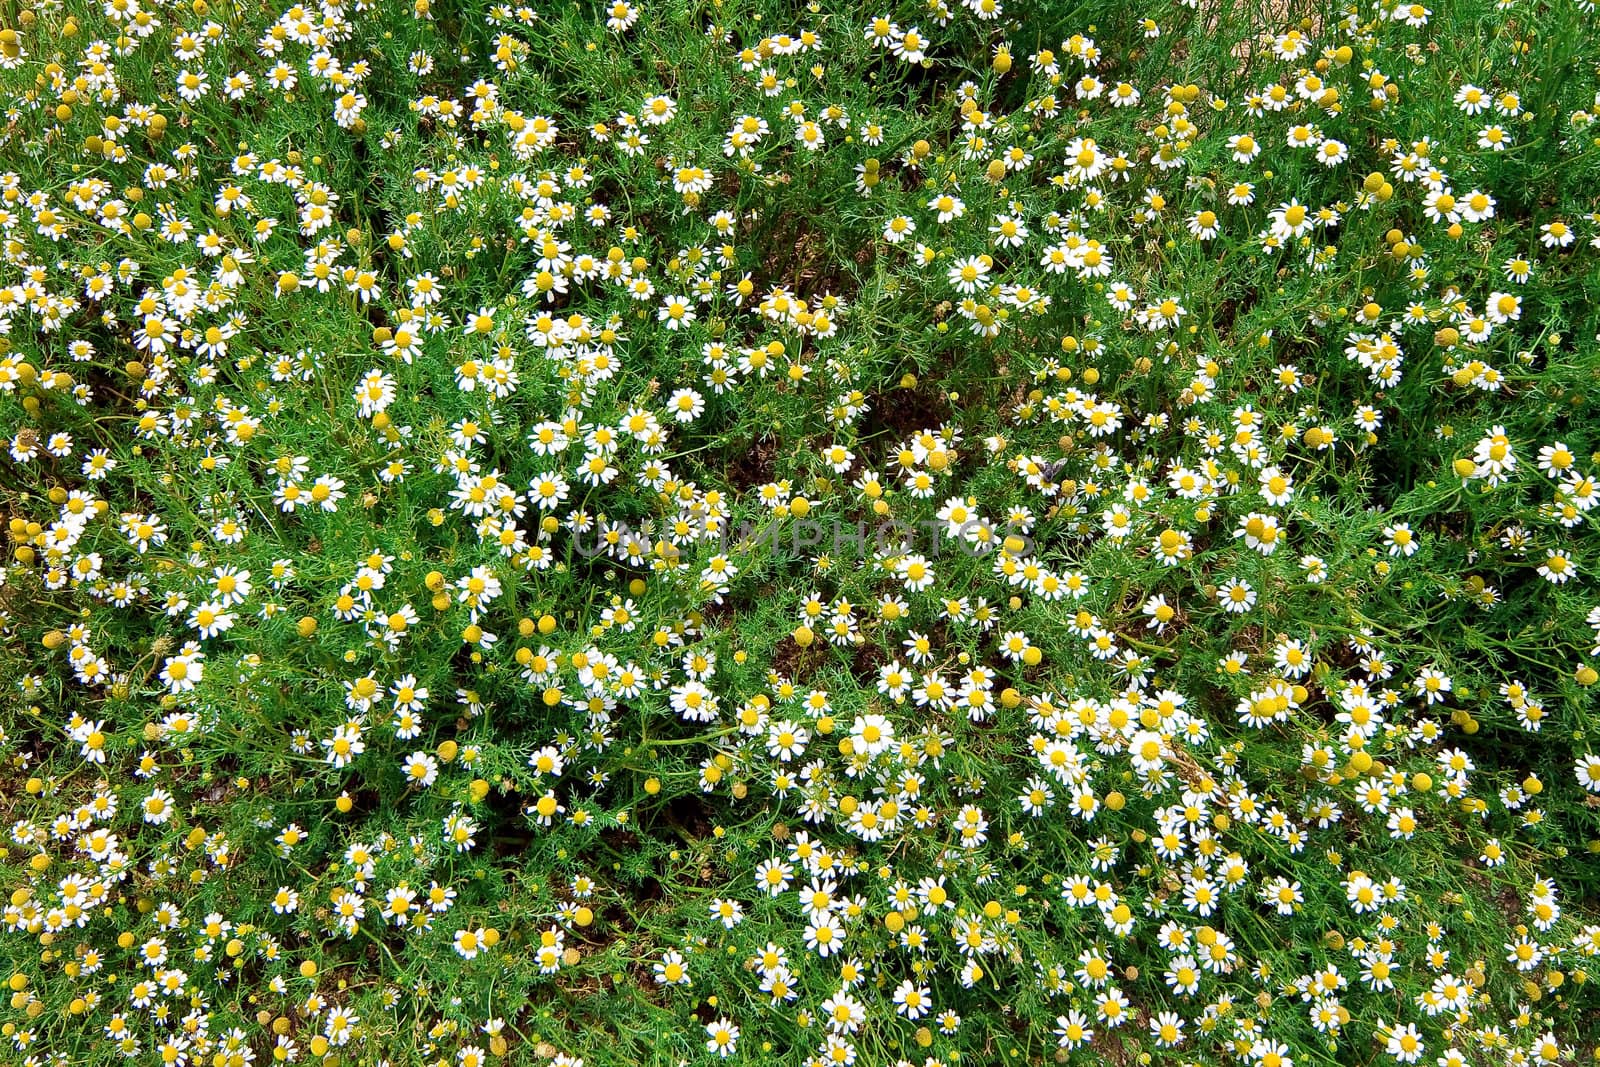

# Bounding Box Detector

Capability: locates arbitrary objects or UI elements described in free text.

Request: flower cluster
[1,0,1598,1064]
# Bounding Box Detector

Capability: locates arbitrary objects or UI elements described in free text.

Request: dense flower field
[3,0,1600,1063]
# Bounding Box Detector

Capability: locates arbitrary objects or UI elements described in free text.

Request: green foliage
[2,0,1600,1064]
